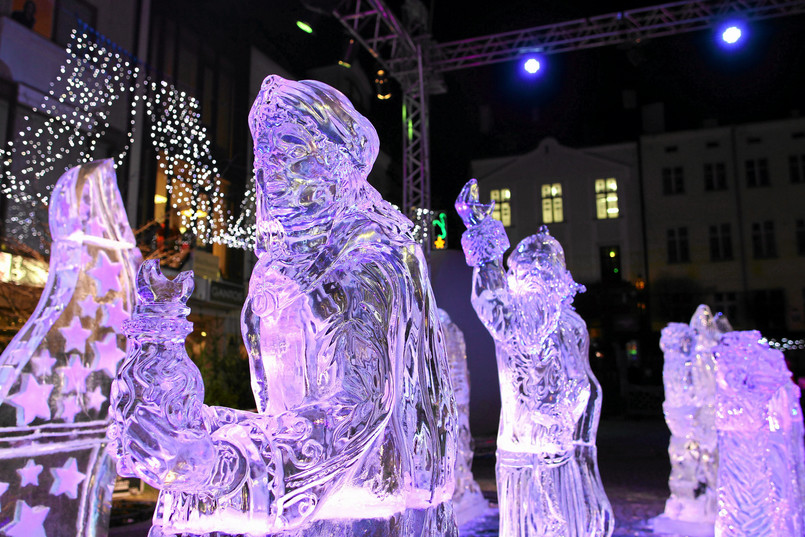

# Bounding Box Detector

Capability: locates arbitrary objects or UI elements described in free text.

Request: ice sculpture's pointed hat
[49,158,136,248]
[248,75,379,172]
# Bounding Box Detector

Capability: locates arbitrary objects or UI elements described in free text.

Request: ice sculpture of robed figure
[0,159,140,537]
[455,179,613,537]
[652,305,730,537]
[110,76,458,537]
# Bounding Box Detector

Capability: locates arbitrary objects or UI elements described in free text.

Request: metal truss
[329,0,805,232]
[427,0,805,73]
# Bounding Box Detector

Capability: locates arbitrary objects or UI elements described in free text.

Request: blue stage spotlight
[717,20,747,48]
[523,57,541,75]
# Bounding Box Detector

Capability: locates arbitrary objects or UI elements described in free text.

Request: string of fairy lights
[0,25,257,249]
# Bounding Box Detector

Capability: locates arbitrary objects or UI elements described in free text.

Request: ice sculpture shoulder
[111,76,458,537]
[0,159,139,537]
[456,179,612,537]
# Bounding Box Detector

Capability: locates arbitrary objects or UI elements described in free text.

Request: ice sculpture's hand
[455,179,494,228]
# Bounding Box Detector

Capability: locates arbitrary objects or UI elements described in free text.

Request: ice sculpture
[110,75,458,537]
[0,159,139,537]
[713,331,805,537]
[438,308,489,526]
[455,179,613,537]
[652,305,729,536]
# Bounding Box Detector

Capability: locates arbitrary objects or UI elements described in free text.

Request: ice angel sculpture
[455,179,613,537]
[0,159,139,537]
[110,75,458,537]
[713,331,805,537]
[438,308,489,526]
[652,305,730,536]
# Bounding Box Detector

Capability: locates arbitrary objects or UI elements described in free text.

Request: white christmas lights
[0,25,257,249]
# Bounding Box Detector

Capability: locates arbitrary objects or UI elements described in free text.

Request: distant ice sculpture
[438,308,489,526]
[713,331,805,537]
[110,76,458,537]
[0,159,139,537]
[652,305,730,536]
[455,179,613,537]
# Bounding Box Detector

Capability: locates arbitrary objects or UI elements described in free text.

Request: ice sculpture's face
[249,76,379,229]
[256,121,339,225]
[507,232,577,332]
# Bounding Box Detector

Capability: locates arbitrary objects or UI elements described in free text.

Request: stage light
[722,25,742,44]
[716,20,747,49]
[296,20,313,34]
[375,69,391,100]
[523,57,541,75]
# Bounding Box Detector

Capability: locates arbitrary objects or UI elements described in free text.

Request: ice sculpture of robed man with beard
[110,75,458,537]
[455,179,613,537]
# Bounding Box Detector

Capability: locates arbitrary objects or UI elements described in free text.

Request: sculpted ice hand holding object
[111,76,458,537]
[456,179,613,537]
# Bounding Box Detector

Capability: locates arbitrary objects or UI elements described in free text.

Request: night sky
[180,1,805,227]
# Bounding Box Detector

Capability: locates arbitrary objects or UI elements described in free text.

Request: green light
[614,268,619,273]
[296,21,313,34]
[433,213,447,239]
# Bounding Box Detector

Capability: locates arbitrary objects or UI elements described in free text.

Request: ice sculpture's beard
[510,282,561,355]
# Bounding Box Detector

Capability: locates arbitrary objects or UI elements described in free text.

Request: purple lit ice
[438,308,490,526]
[652,305,730,536]
[456,179,613,537]
[110,76,458,537]
[0,159,140,536]
[713,331,805,537]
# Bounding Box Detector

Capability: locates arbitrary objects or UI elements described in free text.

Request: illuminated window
[595,178,619,219]
[490,188,512,227]
[541,183,563,223]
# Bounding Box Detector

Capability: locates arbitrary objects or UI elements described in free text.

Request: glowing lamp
[523,57,541,75]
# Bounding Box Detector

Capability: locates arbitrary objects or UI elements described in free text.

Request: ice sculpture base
[650,514,714,537]
[454,490,491,527]
[148,501,458,537]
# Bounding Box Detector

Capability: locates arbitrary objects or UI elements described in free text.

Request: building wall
[471,137,644,287]
[642,117,805,332]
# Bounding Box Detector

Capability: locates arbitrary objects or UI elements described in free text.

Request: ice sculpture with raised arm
[110,76,458,537]
[713,331,805,537]
[0,159,140,537]
[438,308,489,526]
[652,305,730,536]
[455,179,613,537]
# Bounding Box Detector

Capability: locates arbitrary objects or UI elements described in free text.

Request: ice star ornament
[3,500,49,537]
[0,159,140,537]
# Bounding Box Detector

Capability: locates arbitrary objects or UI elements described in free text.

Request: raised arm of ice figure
[455,179,514,343]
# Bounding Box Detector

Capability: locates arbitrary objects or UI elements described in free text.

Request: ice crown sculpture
[111,75,458,537]
[0,159,139,537]
[456,179,613,537]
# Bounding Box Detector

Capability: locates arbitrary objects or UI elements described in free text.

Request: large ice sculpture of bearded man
[455,179,613,537]
[110,76,458,537]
